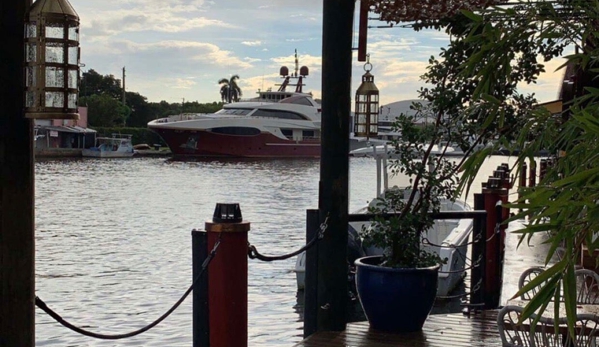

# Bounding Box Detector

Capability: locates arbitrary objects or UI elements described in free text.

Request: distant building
[34,107,97,150]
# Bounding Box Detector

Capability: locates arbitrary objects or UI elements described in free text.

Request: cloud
[167,78,198,89]
[244,57,262,63]
[82,11,233,37]
[242,41,262,47]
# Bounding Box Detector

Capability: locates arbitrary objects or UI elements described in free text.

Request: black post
[192,229,209,347]
[303,209,320,338]
[0,0,35,346]
[471,193,487,309]
[317,0,354,332]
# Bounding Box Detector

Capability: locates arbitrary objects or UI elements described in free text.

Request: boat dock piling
[477,163,511,309]
[192,203,250,347]
[518,157,554,206]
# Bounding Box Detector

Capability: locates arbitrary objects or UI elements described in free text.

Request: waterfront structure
[34,106,96,152]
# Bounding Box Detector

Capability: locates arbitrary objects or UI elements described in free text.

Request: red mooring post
[529,160,537,188]
[204,203,250,347]
[482,177,508,308]
[539,159,548,181]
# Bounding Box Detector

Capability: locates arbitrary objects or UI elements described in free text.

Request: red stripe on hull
[152,128,321,158]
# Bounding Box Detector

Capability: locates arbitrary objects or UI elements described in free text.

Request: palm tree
[218,75,242,103]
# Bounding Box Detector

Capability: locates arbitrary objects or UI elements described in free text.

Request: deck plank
[294,310,503,346]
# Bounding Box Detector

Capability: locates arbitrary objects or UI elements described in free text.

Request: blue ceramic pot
[355,255,439,333]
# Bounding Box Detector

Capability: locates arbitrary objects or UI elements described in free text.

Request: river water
[34,155,517,346]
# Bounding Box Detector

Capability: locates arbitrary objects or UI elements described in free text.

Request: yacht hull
[152,128,321,158]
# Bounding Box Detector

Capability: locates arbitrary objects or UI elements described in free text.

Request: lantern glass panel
[370,104,379,113]
[68,93,77,109]
[357,125,366,134]
[68,69,78,88]
[358,103,366,113]
[370,125,378,133]
[68,46,78,64]
[68,26,79,41]
[45,66,64,88]
[372,114,378,123]
[46,42,64,63]
[45,91,64,107]
[373,94,379,101]
[25,23,36,38]
[358,114,367,123]
[26,91,36,107]
[26,43,36,62]
[26,66,36,87]
[45,24,64,39]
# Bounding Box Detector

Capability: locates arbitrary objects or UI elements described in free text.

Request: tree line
[80,69,224,128]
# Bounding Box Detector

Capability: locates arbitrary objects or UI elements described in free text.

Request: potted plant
[352,17,503,332]
[354,101,465,333]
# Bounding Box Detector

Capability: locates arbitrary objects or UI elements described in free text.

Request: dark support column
[470,194,486,309]
[317,0,354,332]
[303,209,320,338]
[0,0,35,346]
[192,230,209,347]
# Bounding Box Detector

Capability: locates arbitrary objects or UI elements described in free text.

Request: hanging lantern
[24,0,80,119]
[354,55,379,139]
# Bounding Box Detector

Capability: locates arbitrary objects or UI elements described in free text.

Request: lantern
[354,55,379,138]
[24,0,80,119]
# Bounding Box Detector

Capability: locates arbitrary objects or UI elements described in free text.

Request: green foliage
[362,101,482,268]
[218,75,242,103]
[79,68,225,128]
[413,0,599,334]
[92,127,165,146]
[81,69,123,100]
[81,94,130,127]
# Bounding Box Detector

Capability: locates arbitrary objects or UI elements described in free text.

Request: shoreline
[34,148,173,159]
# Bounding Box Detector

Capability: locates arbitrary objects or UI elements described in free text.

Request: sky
[73,0,566,107]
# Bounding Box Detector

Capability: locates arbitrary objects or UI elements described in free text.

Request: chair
[518,267,548,300]
[576,269,599,305]
[518,267,599,304]
[497,305,599,347]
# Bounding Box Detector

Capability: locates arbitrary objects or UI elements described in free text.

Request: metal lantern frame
[25,0,80,119]
[354,56,379,138]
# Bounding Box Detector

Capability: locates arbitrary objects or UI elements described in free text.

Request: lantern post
[25,0,81,120]
[354,55,379,140]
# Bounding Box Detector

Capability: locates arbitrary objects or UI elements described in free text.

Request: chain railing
[248,216,328,262]
[36,235,222,340]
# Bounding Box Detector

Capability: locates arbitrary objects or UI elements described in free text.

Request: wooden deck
[294,310,502,346]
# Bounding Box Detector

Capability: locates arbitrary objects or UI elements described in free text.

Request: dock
[295,217,556,346]
[34,148,172,158]
[295,310,501,346]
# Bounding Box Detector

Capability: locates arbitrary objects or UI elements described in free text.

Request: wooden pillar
[0,0,36,346]
[317,0,354,333]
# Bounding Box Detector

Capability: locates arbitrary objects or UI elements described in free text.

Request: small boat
[82,134,135,158]
[295,143,474,297]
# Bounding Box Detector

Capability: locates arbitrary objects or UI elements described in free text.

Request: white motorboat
[82,134,135,158]
[295,143,474,297]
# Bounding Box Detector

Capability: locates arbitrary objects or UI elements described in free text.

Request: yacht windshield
[215,108,252,115]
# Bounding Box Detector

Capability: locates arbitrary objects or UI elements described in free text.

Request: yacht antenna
[294,49,298,77]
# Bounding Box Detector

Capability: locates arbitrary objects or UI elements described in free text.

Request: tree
[81,94,130,127]
[399,0,599,333]
[218,75,242,103]
[125,91,156,127]
[80,69,123,100]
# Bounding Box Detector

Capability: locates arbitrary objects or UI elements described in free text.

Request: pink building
[34,106,97,150]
